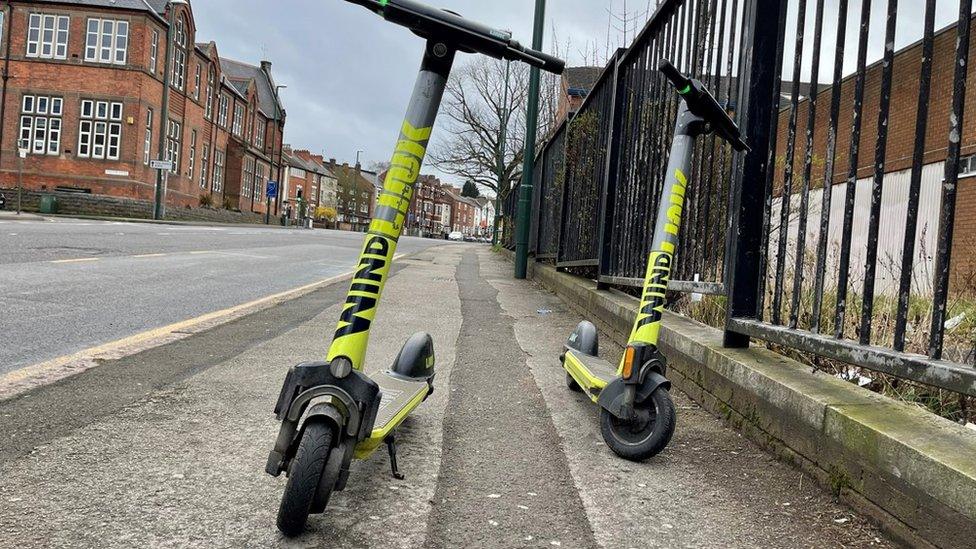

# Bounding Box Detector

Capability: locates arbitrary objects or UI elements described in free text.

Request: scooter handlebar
[343,0,565,74]
[658,59,750,152]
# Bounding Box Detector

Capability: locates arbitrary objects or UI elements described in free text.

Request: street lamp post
[268,84,287,224]
[514,0,547,278]
[493,59,511,246]
[152,0,188,221]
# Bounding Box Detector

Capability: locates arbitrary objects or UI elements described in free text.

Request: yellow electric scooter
[264,0,564,536]
[560,60,750,461]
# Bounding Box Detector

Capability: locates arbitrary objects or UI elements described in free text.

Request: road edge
[0,253,406,402]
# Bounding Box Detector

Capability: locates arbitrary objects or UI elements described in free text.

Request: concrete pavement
[0,244,896,548]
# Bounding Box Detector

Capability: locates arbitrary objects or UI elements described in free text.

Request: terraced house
[0,0,286,215]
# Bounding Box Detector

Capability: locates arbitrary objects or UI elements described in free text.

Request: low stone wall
[518,255,976,549]
[0,188,264,224]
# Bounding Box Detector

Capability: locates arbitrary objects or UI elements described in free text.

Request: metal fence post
[595,53,626,290]
[723,0,788,348]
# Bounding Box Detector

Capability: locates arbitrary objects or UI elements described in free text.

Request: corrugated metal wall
[768,162,944,297]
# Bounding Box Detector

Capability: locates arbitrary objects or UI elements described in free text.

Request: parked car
[448,231,464,241]
[0,192,5,210]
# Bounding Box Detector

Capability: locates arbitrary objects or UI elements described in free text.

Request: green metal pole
[514,0,546,278]
[493,59,511,246]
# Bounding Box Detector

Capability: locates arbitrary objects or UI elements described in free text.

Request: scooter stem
[627,101,707,349]
[327,40,456,371]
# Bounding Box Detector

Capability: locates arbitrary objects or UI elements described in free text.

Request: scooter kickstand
[384,435,405,480]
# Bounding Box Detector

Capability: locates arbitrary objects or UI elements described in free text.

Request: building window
[27,14,69,59]
[20,95,63,155]
[959,155,976,178]
[166,119,181,173]
[172,18,187,91]
[78,100,122,160]
[200,144,209,189]
[213,150,225,192]
[85,18,128,65]
[255,120,265,149]
[149,29,159,73]
[0,13,6,46]
[232,104,244,137]
[242,157,254,199]
[255,163,266,200]
[188,130,197,180]
[194,64,201,100]
[218,94,229,127]
[205,68,215,119]
[144,108,153,165]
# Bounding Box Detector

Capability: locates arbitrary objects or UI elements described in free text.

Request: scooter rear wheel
[600,387,675,461]
[277,421,334,537]
[566,372,583,392]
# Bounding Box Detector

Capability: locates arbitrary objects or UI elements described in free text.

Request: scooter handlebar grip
[658,59,691,91]
[509,44,565,74]
[344,0,385,14]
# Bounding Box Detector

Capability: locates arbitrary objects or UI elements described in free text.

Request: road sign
[266,181,278,199]
[150,159,174,171]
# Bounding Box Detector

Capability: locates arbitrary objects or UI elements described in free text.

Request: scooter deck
[563,349,619,402]
[353,371,430,458]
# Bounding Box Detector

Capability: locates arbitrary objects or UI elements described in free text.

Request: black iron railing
[516,0,976,398]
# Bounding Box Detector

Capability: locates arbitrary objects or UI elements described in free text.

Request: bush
[199,193,214,208]
[221,196,234,210]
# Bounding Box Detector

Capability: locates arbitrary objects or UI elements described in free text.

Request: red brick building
[0,0,285,215]
[403,173,451,237]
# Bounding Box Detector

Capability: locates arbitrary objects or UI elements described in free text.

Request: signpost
[265,181,278,224]
[17,139,28,215]
[150,159,174,220]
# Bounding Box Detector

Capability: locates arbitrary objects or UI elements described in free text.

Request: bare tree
[430,58,530,199]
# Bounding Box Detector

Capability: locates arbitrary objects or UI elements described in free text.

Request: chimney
[260,60,272,74]
[329,158,336,171]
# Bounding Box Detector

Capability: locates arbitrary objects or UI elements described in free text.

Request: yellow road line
[133,253,167,258]
[50,257,99,264]
[0,253,407,400]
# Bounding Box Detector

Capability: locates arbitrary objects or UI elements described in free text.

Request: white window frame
[144,108,153,165]
[149,29,159,73]
[218,94,229,127]
[19,94,63,156]
[85,18,128,65]
[27,13,69,60]
[194,64,201,100]
[77,99,123,160]
[171,18,187,91]
[255,119,265,149]
[242,156,254,199]
[232,103,244,136]
[205,69,215,119]
[165,119,181,174]
[959,155,976,178]
[200,144,210,189]
[213,149,225,192]
[188,129,197,180]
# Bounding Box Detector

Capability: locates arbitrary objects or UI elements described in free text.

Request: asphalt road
[0,216,445,375]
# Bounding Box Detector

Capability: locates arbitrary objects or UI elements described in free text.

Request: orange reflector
[622,346,636,379]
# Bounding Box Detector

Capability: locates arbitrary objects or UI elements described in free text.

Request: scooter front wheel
[277,421,334,537]
[600,387,676,461]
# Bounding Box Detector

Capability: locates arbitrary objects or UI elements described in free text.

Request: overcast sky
[191,0,972,186]
[191,0,623,185]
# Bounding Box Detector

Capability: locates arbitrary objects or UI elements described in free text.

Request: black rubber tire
[277,421,334,537]
[600,388,676,461]
[566,371,583,392]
